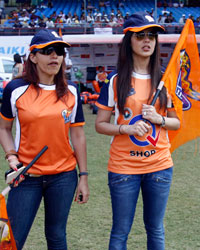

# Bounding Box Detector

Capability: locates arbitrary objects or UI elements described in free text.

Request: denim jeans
[7,169,78,250]
[108,167,173,250]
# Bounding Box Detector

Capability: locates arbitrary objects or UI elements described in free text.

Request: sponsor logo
[0,46,25,55]
[61,109,72,124]
[145,15,154,22]
[130,150,156,157]
[129,114,158,147]
[51,31,60,38]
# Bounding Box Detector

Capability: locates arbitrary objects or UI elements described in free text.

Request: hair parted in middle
[116,30,167,115]
[23,53,68,101]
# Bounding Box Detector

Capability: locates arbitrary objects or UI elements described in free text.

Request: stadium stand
[0,0,200,35]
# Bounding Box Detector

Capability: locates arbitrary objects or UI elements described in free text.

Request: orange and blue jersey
[0,78,85,175]
[96,71,174,174]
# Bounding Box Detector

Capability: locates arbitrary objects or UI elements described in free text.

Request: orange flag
[161,19,200,152]
[0,194,17,250]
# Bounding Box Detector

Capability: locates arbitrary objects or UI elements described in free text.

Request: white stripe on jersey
[10,85,29,117]
[108,73,117,107]
[68,85,78,124]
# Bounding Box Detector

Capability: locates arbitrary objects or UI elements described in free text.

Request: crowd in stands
[0,0,200,31]
[1,3,130,29]
[156,2,200,27]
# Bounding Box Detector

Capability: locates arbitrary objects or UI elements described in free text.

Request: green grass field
[0,104,200,250]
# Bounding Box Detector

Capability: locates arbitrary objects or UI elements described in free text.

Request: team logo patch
[176,49,200,111]
[124,108,132,120]
[127,87,136,96]
[61,109,72,124]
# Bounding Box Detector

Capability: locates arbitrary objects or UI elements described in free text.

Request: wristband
[161,116,166,127]
[119,124,124,135]
[5,150,18,160]
[79,172,88,177]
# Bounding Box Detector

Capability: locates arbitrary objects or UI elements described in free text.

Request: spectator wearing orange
[96,66,107,88]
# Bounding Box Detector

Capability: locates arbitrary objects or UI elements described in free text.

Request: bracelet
[161,116,166,127]
[79,172,88,177]
[119,124,124,135]
[7,155,19,162]
[5,150,18,160]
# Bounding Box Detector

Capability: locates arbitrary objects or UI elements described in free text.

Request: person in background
[20,53,27,73]
[46,16,55,28]
[12,53,23,79]
[95,12,180,250]
[179,13,186,24]
[95,66,107,88]
[65,50,73,80]
[0,29,89,250]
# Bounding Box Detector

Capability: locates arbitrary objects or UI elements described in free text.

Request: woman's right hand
[7,155,25,186]
[120,121,151,137]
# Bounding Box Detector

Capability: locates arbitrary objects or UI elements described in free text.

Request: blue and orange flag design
[0,194,17,250]
[162,19,200,152]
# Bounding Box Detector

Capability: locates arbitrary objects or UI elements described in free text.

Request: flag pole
[1,146,48,196]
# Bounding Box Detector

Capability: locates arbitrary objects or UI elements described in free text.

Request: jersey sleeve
[96,71,117,111]
[0,82,14,120]
[68,82,85,127]
[0,79,28,120]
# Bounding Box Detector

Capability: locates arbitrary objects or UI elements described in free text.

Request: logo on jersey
[124,108,132,120]
[128,114,159,147]
[61,109,72,123]
[127,87,136,96]
[176,49,200,111]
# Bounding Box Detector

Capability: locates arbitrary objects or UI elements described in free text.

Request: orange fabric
[0,194,17,250]
[92,80,101,93]
[96,72,173,174]
[15,85,78,175]
[162,19,200,152]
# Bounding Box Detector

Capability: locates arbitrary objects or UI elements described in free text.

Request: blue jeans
[7,169,78,250]
[108,167,173,250]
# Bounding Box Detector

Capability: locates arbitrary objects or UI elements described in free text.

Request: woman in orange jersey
[95,12,180,250]
[0,29,89,250]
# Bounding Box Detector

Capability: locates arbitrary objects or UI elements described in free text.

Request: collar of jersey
[39,83,56,90]
[132,72,151,79]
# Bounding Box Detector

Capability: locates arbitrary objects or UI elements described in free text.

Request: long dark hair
[116,31,167,114]
[13,53,22,67]
[23,54,68,100]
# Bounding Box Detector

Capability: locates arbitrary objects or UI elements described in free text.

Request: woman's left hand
[74,176,89,204]
[142,104,162,125]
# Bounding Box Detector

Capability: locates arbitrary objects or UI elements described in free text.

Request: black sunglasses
[38,46,66,56]
[134,32,158,40]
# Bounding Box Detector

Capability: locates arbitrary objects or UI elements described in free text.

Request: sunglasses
[133,32,158,40]
[38,46,66,56]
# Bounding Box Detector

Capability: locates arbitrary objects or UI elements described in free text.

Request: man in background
[65,50,73,80]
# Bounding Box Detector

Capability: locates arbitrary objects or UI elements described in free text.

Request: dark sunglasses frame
[134,32,158,40]
[38,46,66,56]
